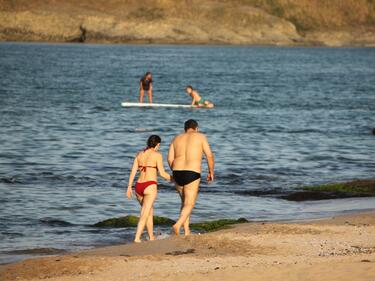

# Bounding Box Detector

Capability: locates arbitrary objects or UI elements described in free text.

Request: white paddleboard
[121,102,193,108]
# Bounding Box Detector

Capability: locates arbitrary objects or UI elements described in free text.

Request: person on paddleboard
[185,86,214,108]
[140,72,153,103]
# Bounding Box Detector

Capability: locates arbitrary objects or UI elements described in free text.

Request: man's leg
[176,185,191,235]
[173,179,200,235]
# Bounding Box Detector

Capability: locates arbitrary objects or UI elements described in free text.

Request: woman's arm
[157,153,172,181]
[148,83,153,103]
[126,155,139,199]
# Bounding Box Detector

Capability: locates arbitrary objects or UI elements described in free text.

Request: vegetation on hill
[1,0,374,45]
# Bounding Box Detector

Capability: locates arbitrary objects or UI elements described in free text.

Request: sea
[1,43,375,264]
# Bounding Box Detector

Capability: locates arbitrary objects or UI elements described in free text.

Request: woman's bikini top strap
[139,165,158,172]
[139,148,158,172]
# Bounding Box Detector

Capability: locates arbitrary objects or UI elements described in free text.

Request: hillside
[0,0,374,46]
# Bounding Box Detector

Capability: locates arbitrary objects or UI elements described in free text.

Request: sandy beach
[1,212,375,281]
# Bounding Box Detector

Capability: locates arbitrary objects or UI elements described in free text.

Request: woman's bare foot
[172,225,180,235]
[149,235,156,241]
[134,239,141,243]
[184,229,191,236]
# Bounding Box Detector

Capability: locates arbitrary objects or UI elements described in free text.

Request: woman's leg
[148,90,153,103]
[146,207,155,240]
[134,185,157,243]
[139,90,145,103]
[204,100,214,108]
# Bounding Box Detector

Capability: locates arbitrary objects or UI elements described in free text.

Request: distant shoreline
[1,40,375,48]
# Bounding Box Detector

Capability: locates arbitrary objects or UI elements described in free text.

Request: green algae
[92,215,175,228]
[301,180,375,194]
[190,218,248,232]
[93,216,248,232]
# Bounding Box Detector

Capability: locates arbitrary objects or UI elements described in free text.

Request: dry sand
[1,212,375,281]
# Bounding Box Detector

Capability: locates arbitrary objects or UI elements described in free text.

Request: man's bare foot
[149,235,156,241]
[134,239,141,243]
[172,225,180,235]
[184,229,191,236]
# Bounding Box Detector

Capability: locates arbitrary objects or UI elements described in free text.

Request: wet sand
[1,212,375,281]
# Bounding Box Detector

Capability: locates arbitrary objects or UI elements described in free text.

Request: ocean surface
[1,43,375,264]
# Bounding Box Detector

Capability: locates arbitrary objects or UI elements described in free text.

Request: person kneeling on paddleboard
[185,86,214,108]
[140,72,153,103]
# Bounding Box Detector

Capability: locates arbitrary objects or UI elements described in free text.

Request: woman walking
[126,135,172,242]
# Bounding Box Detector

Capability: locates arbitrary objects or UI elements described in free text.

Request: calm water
[1,43,375,264]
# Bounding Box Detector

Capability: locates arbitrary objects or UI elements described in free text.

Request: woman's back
[137,149,159,183]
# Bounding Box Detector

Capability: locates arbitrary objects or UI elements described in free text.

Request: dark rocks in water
[93,216,248,232]
[283,179,375,201]
[280,191,364,201]
[234,188,283,197]
[92,215,175,228]
[301,180,375,194]
[39,218,74,227]
[236,179,375,202]
[190,218,248,232]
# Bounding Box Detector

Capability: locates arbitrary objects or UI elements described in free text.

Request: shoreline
[1,40,375,48]
[1,211,375,281]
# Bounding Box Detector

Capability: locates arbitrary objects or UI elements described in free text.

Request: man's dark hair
[184,119,198,132]
[147,135,161,148]
[372,128,375,135]
[186,85,194,90]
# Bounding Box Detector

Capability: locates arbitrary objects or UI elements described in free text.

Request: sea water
[1,43,375,264]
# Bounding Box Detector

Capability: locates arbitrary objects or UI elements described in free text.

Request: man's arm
[191,95,196,106]
[167,142,175,170]
[202,135,214,182]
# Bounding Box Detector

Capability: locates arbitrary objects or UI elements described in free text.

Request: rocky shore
[1,0,375,46]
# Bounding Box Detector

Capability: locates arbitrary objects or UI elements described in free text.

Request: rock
[282,179,375,201]
[190,218,248,232]
[92,215,175,228]
[92,216,248,232]
[281,191,356,201]
[1,0,374,46]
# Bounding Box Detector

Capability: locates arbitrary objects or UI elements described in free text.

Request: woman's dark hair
[184,119,198,132]
[147,135,161,148]
[144,71,152,77]
[372,128,375,135]
[186,85,194,90]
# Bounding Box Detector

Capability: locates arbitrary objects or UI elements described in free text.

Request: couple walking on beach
[126,119,215,242]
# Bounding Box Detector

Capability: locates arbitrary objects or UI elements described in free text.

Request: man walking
[168,119,214,235]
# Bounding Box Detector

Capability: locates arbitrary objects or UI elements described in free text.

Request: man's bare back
[168,119,214,235]
[169,131,211,174]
